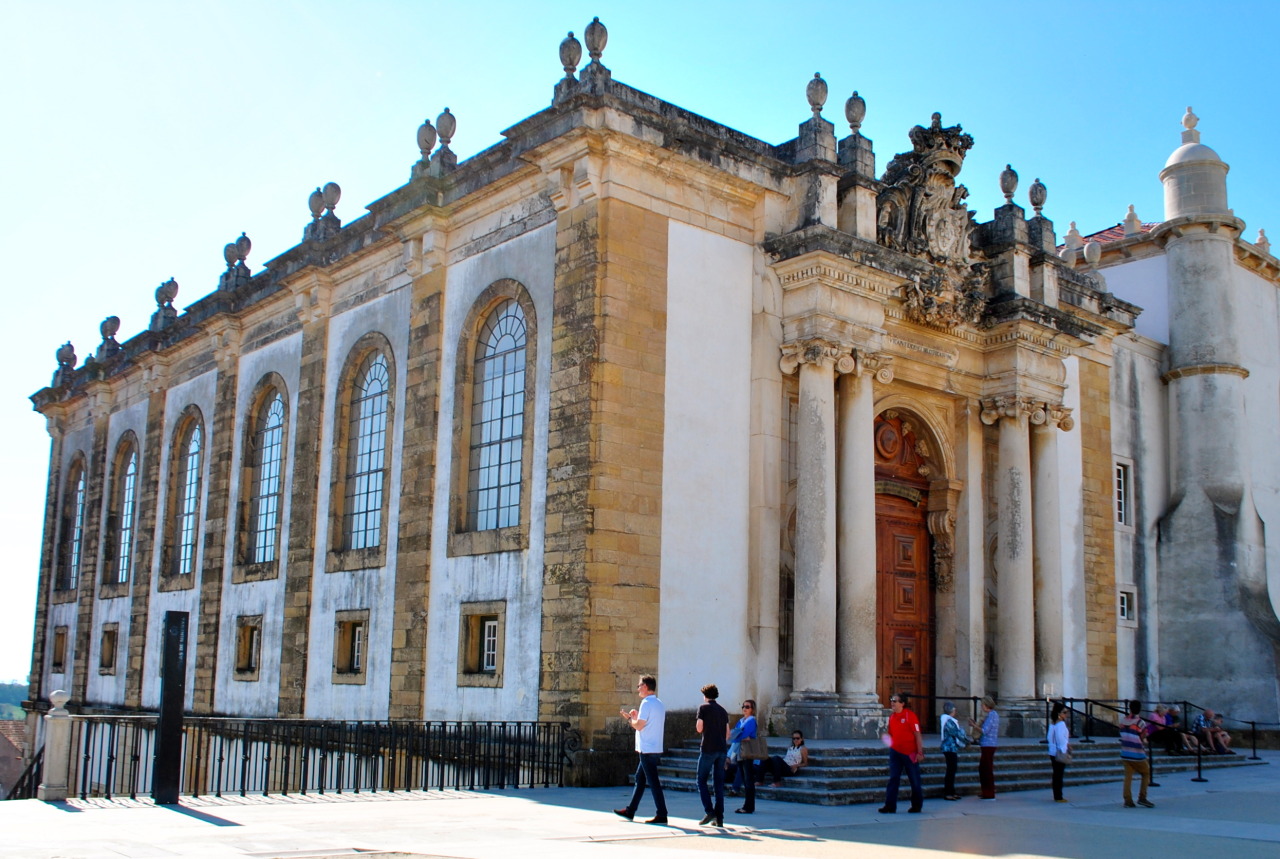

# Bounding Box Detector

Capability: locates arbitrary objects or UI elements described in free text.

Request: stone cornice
[1161,362,1250,384]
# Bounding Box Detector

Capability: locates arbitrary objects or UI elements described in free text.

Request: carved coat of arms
[877,113,988,328]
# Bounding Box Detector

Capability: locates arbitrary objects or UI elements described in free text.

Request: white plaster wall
[42,421,94,700]
[304,288,411,720]
[426,223,554,721]
[657,221,753,711]
[1056,356,1088,698]
[142,372,218,711]
[1102,256,1170,344]
[85,399,150,707]
[215,332,302,716]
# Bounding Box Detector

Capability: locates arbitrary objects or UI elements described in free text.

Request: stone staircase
[657,739,1266,806]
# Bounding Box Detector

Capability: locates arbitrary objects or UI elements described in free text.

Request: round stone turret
[1159,107,1230,220]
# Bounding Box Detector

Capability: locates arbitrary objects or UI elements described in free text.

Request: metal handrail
[5,746,43,800]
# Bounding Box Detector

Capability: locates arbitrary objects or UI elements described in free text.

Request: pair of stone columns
[781,340,890,708]
[980,396,1073,701]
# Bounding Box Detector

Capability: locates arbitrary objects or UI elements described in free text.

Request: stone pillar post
[1031,405,1073,699]
[37,690,72,802]
[836,353,888,706]
[786,341,842,697]
[983,397,1036,701]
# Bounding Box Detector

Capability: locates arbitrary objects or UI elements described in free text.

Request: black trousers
[1050,756,1067,800]
[943,751,959,795]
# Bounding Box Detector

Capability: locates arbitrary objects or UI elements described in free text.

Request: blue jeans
[626,753,667,817]
[696,750,726,817]
[884,748,923,811]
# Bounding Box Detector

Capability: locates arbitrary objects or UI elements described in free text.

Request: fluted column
[1031,405,1074,698]
[836,352,891,703]
[982,397,1036,700]
[781,340,846,696]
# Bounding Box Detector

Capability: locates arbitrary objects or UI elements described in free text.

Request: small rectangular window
[51,627,68,674]
[1119,590,1137,623]
[235,616,262,681]
[458,601,505,688]
[1115,462,1132,527]
[99,624,119,674]
[333,609,370,684]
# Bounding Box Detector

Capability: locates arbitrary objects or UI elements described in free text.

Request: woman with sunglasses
[761,730,808,788]
[726,700,758,814]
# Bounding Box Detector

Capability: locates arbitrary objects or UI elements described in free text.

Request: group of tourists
[879,694,999,813]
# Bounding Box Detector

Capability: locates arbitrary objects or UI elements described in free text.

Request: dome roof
[1165,141,1225,169]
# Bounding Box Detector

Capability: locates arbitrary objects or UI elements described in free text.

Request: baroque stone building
[24,19,1280,778]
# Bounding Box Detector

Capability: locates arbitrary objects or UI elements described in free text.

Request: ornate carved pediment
[877,113,988,328]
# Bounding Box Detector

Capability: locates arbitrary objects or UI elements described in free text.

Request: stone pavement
[1,751,1276,859]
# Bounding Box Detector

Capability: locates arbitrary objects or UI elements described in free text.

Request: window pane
[467,301,527,531]
[343,354,389,551]
[250,393,286,564]
[116,450,137,584]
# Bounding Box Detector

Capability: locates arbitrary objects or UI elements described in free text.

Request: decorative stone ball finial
[417,118,438,159]
[1124,204,1142,236]
[845,90,865,132]
[584,16,607,62]
[1083,241,1102,267]
[1029,177,1047,216]
[56,341,76,369]
[1183,106,1199,131]
[156,278,179,307]
[1064,220,1083,250]
[49,689,71,713]
[322,182,341,214]
[437,108,456,148]
[223,241,239,267]
[1257,228,1271,254]
[309,187,325,221]
[224,232,251,267]
[806,73,827,117]
[999,164,1018,204]
[100,316,120,341]
[560,31,582,77]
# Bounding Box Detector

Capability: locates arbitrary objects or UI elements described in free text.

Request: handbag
[1054,752,1073,765]
[740,735,769,761]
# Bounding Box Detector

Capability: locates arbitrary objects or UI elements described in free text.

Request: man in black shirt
[695,683,731,827]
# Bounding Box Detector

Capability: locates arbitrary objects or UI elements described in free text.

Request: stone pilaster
[27,412,66,708]
[192,328,240,713]
[387,266,444,719]
[1032,405,1073,699]
[125,381,168,710]
[277,276,332,717]
[70,397,111,705]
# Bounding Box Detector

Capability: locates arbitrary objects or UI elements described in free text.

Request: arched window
[248,392,286,564]
[343,352,389,551]
[172,417,204,576]
[104,439,138,586]
[58,462,87,590]
[467,300,527,531]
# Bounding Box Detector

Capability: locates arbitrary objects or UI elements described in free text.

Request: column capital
[980,396,1072,430]
[780,339,851,375]
[852,348,894,383]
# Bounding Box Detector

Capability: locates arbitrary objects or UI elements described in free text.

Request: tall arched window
[343,352,389,551]
[173,417,204,576]
[58,463,87,590]
[467,300,527,531]
[104,439,138,585]
[248,392,286,564]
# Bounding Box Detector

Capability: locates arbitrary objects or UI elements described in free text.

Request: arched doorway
[874,413,936,720]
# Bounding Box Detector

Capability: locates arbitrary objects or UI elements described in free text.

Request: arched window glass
[467,300,526,531]
[249,393,286,564]
[175,422,203,575]
[113,448,137,584]
[343,353,389,550]
[60,467,86,590]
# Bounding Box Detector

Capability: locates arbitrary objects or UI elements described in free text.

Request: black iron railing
[5,746,43,800]
[53,717,578,801]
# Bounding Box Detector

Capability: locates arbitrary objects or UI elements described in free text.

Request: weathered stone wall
[1078,356,1118,699]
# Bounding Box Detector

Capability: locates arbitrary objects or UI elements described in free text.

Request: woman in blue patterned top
[939,701,968,800]
[969,695,999,799]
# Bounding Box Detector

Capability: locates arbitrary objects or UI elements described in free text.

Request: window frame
[332,608,371,684]
[1118,586,1139,629]
[235,378,289,583]
[234,615,263,682]
[457,600,506,688]
[1114,458,1135,531]
[51,626,68,675]
[101,435,139,598]
[55,457,88,596]
[448,281,538,558]
[98,623,119,675]
[327,335,396,573]
[160,407,205,591]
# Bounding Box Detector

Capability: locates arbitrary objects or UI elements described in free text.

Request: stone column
[37,690,72,801]
[982,397,1036,701]
[836,353,887,705]
[1031,404,1073,699]
[785,341,843,697]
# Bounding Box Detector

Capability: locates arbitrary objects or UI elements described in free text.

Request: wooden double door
[872,416,935,720]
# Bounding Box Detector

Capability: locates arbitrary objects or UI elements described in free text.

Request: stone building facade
[23,20,1280,779]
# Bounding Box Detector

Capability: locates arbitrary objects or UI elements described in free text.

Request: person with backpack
[1119,699,1155,808]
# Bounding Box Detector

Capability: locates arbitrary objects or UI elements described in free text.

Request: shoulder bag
[740,735,770,761]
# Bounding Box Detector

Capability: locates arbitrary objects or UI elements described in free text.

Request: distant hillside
[0,682,26,719]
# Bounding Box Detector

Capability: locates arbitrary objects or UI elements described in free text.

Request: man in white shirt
[614,675,668,824]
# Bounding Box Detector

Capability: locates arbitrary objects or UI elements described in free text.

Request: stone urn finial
[560,31,582,77]
[1124,204,1142,236]
[308,187,325,221]
[437,108,456,149]
[1029,177,1047,216]
[156,278,179,307]
[100,316,120,341]
[417,117,437,159]
[999,164,1018,204]
[1257,228,1271,254]
[1182,106,1198,131]
[584,16,607,62]
[1083,241,1102,268]
[49,689,71,713]
[321,182,341,215]
[56,341,76,369]
[845,91,865,133]
[806,73,827,118]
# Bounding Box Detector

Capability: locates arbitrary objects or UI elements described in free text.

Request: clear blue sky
[1,1,1275,685]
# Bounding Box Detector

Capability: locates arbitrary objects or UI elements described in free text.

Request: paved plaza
[2,751,1277,858]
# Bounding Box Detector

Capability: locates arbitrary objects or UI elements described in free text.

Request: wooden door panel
[875,499,934,712]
